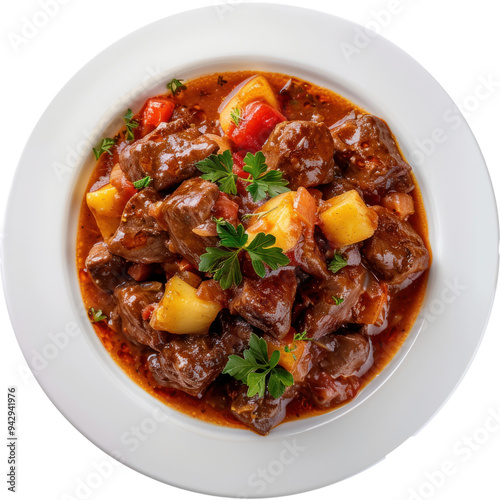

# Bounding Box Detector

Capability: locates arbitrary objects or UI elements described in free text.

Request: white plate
[2,4,498,497]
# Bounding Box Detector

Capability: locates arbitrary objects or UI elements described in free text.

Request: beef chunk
[156,177,220,266]
[315,333,370,377]
[148,319,249,397]
[114,281,167,350]
[107,188,170,264]
[229,385,296,435]
[262,121,335,190]
[362,206,429,285]
[119,118,218,191]
[85,242,128,293]
[321,177,363,199]
[301,265,366,339]
[330,114,413,197]
[290,233,329,280]
[305,369,361,408]
[230,268,297,339]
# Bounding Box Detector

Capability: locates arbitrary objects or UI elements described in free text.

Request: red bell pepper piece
[227,101,286,152]
[141,97,175,135]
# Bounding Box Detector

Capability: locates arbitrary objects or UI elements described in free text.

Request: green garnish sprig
[199,218,290,290]
[223,333,294,399]
[196,150,289,202]
[123,109,139,141]
[92,138,116,160]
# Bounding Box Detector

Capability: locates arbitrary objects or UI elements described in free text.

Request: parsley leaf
[167,78,187,96]
[293,330,314,342]
[199,219,290,289]
[133,176,151,189]
[332,296,344,305]
[89,307,107,323]
[92,138,116,160]
[245,232,291,278]
[123,109,139,141]
[230,107,242,126]
[328,251,348,273]
[243,152,290,201]
[196,150,237,195]
[195,151,289,202]
[222,333,294,399]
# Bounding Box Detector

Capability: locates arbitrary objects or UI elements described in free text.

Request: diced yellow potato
[150,276,222,335]
[219,75,279,135]
[246,192,302,252]
[86,184,128,240]
[318,190,378,246]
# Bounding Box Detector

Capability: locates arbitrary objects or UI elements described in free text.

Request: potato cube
[318,190,378,246]
[246,192,302,252]
[150,276,222,335]
[86,184,128,240]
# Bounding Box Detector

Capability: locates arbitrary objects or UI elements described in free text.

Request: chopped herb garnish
[332,296,344,305]
[92,138,116,160]
[133,176,151,189]
[242,206,278,221]
[284,330,314,360]
[199,218,290,290]
[123,109,139,141]
[195,151,289,202]
[328,251,348,274]
[166,78,187,96]
[89,307,107,323]
[223,333,294,399]
[217,75,227,86]
[230,107,242,126]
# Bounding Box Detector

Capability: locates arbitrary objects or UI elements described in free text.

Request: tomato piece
[232,151,251,179]
[141,97,175,134]
[128,263,152,282]
[178,258,196,273]
[213,193,239,224]
[227,101,286,152]
[141,304,156,321]
[109,164,137,202]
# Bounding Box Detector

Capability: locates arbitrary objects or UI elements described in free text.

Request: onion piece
[204,134,232,153]
[217,75,257,114]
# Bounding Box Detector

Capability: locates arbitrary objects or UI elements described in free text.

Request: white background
[1,1,499,499]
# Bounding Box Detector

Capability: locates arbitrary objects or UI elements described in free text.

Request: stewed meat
[119,118,218,191]
[362,206,430,285]
[85,242,128,293]
[156,177,220,266]
[148,320,249,397]
[107,188,170,264]
[306,369,361,408]
[315,333,370,377]
[230,268,297,339]
[330,114,413,197]
[262,121,335,190]
[301,265,366,338]
[114,281,167,350]
[305,333,369,408]
[229,385,296,435]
